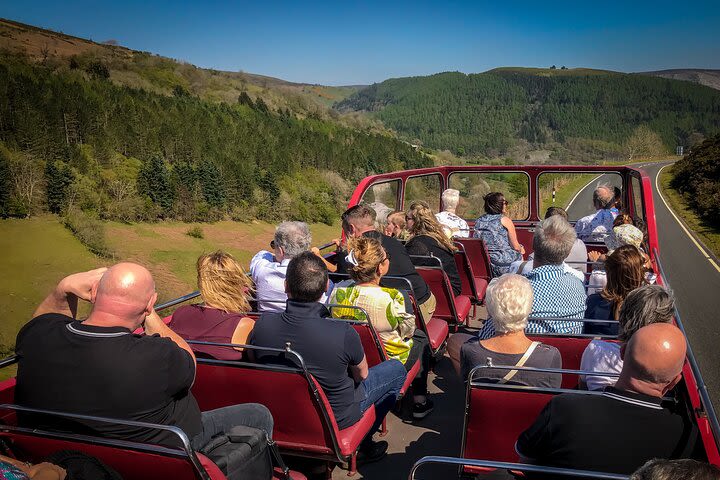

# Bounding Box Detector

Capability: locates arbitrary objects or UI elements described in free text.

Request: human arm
[311,247,337,273]
[231,316,255,351]
[501,215,525,255]
[144,310,197,368]
[26,463,66,480]
[33,267,108,319]
[390,291,416,339]
[587,250,605,263]
[346,327,368,382]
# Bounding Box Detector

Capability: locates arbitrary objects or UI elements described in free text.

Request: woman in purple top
[170,251,255,360]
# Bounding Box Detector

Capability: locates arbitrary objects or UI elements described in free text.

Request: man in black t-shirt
[516,323,699,475]
[15,262,272,450]
[250,252,406,463]
[336,205,436,321]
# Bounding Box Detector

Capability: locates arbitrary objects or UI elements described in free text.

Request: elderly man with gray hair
[476,215,586,339]
[575,182,619,241]
[435,188,469,238]
[250,221,326,312]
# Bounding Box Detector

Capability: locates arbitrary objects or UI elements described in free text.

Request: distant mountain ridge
[639,69,720,91]
[336,68,720,159]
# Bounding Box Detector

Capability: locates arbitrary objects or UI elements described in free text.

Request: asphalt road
[568,162,720,413]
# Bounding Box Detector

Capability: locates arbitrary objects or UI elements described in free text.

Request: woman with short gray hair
[459,274,562,387]
[581,284,676,390]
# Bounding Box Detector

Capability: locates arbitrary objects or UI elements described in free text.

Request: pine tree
[137,157,175,212]
[237,91,254,107]
[45,160,74,214]
[198,160,226,207]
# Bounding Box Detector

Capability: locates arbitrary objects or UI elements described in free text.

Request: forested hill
[336,68,720,159]
[0,50,428,224]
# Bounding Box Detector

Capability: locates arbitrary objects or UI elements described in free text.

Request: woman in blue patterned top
[473,192,525,276]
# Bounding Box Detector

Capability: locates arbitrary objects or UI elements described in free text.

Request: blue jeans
[359,359,406,441]
[191,403,274,450]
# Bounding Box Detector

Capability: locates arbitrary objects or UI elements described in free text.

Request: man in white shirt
[575,184,618,242]
[435,189,470,238]
[250,221,323,312]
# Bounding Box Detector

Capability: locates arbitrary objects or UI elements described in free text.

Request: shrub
[186,226,204,239]
[62,207,114,258]
[671,133,720,225]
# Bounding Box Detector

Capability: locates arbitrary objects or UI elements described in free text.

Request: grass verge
[659,168,720,258]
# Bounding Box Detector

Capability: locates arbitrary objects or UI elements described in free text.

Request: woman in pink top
[170,251,255,360]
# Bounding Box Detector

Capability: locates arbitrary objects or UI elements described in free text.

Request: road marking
[565,174,603,211]
[655,164,720,273]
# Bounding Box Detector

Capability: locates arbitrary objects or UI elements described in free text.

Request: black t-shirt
[15,314,201,447]
[248,301,365,429]
[583,294,619,335]
[337,231,430,304]
[405,234,462,296]
[516,387,699,475]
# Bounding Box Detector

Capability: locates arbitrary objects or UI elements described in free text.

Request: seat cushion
[473,278,488,303]
[425,318,450,351]
[337,404,376,457]
[454,295,472,323]
[401,359,421,396]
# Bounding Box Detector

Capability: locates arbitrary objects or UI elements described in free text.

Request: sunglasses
[270,240,276,249]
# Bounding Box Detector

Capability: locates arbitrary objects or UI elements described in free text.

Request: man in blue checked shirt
[477,215,586,339]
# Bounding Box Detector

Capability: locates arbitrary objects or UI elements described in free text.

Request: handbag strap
[516,261,530,274]
[498,341,540,384]
[267,438,290,480]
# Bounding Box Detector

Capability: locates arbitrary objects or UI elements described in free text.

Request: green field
[0,216,341,373]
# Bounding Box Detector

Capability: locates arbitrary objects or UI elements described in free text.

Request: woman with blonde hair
[330,236,434,419]
[384,211,409,240]
[169,251,255,360]
[405,200,462,296]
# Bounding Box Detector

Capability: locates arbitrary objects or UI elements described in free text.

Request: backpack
[200,425,287,480]
[45,450,124,480]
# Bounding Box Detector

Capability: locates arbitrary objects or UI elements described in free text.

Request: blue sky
[2,1,720,85]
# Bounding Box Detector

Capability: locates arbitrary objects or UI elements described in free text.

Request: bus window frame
[359,178,402,212]
[403,172,444,213]
[447,170,532,222]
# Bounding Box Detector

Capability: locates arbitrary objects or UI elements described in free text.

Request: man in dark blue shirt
[250,251,406,463]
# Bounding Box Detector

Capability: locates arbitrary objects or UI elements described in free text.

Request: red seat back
[462,384,556,464]
[192,362,336,456]
[455,238,493,280]
[0,430,215,480]
[416,266,462,324]
[350,323,386,367]
[453,246,480,303]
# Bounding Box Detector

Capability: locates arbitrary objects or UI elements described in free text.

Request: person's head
[273,221,312,262]
[613,186,623,209]
[618,284,675,342]
[441,188,461,213]
[613,213,634,228]
[601,245,647,317]
[532,215,577,267]
[341,205,377,238]
[384,211,406,238]
[197,251,252,313]
[605,224,644,254]
[406,200,456,252]
[544,206,568,221]
[483,192,507,215]
[631,459,720,480]
[619,322,686,397]
[592,184,615,210]
[284,251,328,302]
[485,274,534,335]
[346,236,389,284]
[90,262,157,329]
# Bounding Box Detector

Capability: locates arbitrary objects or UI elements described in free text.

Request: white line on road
[565,174,602,211]
[655,164,720,273]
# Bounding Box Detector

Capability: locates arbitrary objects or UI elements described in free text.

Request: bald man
[516,323,699,475]
[575,183,619,242]
[15,263,271,450]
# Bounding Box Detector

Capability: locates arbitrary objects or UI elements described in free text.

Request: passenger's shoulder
[18,313,72,341]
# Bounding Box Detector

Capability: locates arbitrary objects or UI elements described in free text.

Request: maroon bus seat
[415,266,472,326]
[455,238,494,281]
[406,290,449,355]
[461,382,604,473]
[191,353,376,476]
[454,243,488,305]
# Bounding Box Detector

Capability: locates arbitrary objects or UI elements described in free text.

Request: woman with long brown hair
[330,236,434,419]
[405,200,462,296]
[584,244,647,335]
[169,251,255,360]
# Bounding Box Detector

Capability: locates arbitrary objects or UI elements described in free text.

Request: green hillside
[336,69,720,159]
[0,51,428,224]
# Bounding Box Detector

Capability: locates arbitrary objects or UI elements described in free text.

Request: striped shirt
[478,264,586,339]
